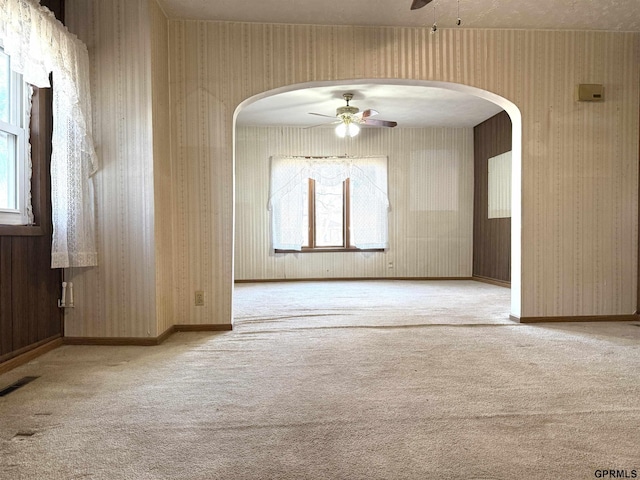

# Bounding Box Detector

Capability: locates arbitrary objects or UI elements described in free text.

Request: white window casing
[0,48,33,226]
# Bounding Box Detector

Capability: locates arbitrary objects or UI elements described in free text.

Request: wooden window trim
[275,178,384,254]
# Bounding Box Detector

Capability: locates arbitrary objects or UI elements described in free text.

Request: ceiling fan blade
[354,109,378,120]
[410,0,433,10]
[363,118,398,128]
[308,112,337,119]
[304,120,340,129]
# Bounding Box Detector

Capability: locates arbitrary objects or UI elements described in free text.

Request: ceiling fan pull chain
[457,0,462,26]
[431,4,438,34]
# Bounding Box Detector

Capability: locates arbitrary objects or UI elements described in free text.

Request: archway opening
[232,79,522,319]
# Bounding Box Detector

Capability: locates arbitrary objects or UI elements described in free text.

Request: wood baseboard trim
[0,337,63,375]
[512,314,640,324]
[473,275,511,288]
[1,325,233,374]
[174,324,233,332]
[63,336,162,346]
[235,277,474,283]
[63,324,233,347]
[156,326,176,344]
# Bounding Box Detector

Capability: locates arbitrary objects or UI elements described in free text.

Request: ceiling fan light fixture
[335,119,360,138]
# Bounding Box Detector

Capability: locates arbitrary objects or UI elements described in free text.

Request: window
[1,0,99,265]
[0,46,31,226]
[301,178,352,250]
[269,155,389,252]
[488,150,512,219]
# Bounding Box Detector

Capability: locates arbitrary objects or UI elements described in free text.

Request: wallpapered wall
[235,126,474,281]
[149,0,174,335]
[65,0,161,337]
[170,23,638,321]
[66,0,639,336]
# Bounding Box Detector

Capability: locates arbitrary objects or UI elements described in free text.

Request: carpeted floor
[1,280,639,479]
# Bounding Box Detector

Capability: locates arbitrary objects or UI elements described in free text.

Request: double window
[269,155,390,253]
[0,46,31,226]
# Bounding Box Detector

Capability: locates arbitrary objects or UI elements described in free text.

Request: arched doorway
[232,79,522,319]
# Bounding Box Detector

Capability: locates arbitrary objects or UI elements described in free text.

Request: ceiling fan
[410,0,433,10]
[308,93,398,137]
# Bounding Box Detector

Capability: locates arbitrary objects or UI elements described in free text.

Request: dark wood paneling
[41,0,65,23]
[0,239,12,356]
[11,236,61,351]
[473,111,512,283]
[30,88,53,233]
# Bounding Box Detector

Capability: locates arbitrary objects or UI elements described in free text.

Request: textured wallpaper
[149,0,174,335]
[64,1,640,336]
[235,126,474,280]
[170,24,639,320]
[65,0,159,337]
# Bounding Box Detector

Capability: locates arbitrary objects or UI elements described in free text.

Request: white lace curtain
[0,0,98,268]
[268,155,389,251]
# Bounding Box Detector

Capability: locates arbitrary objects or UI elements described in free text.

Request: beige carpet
[1,280,639,479]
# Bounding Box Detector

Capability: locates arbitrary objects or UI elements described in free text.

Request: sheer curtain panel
[0,0,98,267]
[268,155,389,251]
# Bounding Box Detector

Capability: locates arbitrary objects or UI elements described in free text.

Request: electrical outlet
[194,291,205,306]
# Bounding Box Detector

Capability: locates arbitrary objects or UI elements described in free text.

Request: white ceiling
[158,0,639,129]
[237,84,503,128]
[157,0,640,32]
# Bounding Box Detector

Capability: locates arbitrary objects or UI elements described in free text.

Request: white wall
[235,126,474,280]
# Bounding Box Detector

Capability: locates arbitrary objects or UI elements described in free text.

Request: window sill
[275,247,385,253]
[0,224,46,237]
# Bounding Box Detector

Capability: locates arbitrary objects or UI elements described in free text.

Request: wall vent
[0,376,40,397]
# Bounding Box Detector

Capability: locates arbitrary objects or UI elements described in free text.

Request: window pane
[0,49,9,123]
[301,179,309,247]
[0,130,17,209]
[315,181,344,247]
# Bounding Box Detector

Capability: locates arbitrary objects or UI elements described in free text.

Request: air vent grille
[0,376,40,397]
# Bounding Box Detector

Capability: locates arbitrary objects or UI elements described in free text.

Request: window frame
[0,85,50,237]
[0,0,60,238]
[276,177,384,254]
[0,46,31,227]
